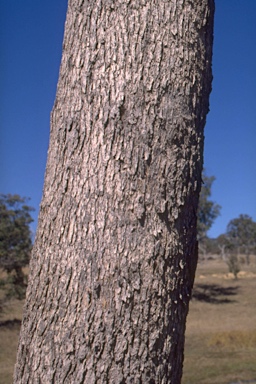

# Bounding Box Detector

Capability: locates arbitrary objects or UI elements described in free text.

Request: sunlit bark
[14,1,214,382]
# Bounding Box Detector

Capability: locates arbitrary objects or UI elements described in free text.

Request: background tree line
[197,171,256,278]
[0,194,34,302]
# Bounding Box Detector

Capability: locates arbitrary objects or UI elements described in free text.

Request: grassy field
[0,299,23,384]
[182,256,256,384]
[0,257,256,383]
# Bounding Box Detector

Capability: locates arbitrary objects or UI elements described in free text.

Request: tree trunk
[14,1,214,383]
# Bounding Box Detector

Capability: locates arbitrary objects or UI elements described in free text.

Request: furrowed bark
[14,1,214,383]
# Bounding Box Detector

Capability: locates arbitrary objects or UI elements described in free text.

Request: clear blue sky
[0,0,255,238]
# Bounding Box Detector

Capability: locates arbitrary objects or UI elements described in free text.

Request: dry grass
[0,299,23,384]
[208,330,256,349]
[0,325,20,384]
[182,256,256,384]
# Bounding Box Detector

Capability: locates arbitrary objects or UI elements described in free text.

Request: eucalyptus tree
[0,194,34,299]
[227,214,256,264]
[197,170,221,258]
[197,171,221,241]
[14,1,214,383]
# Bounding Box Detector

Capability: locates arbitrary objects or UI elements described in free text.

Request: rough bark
[14,0,214,383]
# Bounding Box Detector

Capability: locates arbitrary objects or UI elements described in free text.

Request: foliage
[0,194,34,299]
[197,170,221,259]
[226,253,240,279]
[226,214,256,264]
[197,170,221,241]
[198,237,219,259]
[215,234,233,260]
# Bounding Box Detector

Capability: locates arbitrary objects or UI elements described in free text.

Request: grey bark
[14,0,214,383]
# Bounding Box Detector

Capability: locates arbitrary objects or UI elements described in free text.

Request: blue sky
[0,0,255,238]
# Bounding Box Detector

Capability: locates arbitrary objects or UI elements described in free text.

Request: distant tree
[0,194,34,299]
[197,171,221,240]
[216,234,232,261]
[226,214,256,265]
[197,170,221,257]
[226,253,240,279]
[197,237,218,258]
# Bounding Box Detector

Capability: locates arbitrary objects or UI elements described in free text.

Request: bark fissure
[15,0,214,383]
